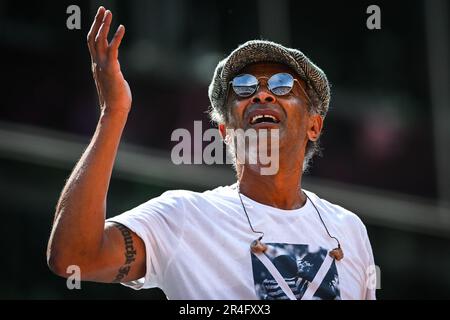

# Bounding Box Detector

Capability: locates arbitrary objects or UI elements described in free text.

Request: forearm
[47,110,128,273]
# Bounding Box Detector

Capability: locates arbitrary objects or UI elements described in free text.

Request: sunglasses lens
[232,74,258,97]
[268,73,294,96]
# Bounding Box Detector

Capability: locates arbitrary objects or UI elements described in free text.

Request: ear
[307,115,323,141]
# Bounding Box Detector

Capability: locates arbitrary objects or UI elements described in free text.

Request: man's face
[222,62,322,153]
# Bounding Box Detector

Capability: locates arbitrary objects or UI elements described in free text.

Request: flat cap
[208,40,330,121]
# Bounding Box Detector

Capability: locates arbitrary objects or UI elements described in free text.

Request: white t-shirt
[107,184,376,300]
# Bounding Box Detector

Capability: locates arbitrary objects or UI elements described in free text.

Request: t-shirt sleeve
[362,226,377,300]
[106,190,187,290]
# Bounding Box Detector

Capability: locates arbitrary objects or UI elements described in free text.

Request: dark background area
[0,0,449,299]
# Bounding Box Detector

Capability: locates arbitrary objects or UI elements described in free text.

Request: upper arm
[82,222,146,283]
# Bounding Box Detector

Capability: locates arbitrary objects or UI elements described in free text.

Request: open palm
[87,7,132,115]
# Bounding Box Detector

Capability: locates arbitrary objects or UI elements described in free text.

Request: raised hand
[87,7,132,115]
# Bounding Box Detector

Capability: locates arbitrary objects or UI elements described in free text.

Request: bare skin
[47,7,145,282]
[219,63,323,210]
[47,8,322,283]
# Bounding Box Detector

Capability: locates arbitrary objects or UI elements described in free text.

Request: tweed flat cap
[208,40,330,120]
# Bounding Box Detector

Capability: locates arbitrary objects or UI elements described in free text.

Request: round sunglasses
[231,72,299,97]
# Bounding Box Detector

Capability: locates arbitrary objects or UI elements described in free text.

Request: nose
[251,88,276,104]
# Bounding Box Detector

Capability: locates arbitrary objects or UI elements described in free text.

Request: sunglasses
[230,72,305,98]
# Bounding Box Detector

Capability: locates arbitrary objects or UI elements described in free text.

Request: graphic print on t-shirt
[251,243,340,300]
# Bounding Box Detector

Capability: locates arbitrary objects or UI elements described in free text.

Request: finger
[95,10,112,56]
[87,6,105,58]
[108,25,125,60]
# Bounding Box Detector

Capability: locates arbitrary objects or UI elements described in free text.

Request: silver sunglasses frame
[228,72,312,105]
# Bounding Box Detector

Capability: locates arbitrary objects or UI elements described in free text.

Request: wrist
[100,107,130,121]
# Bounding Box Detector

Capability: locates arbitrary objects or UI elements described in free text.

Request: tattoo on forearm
[112,223,137,283]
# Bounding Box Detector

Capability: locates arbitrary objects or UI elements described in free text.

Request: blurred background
[0,0,449,299]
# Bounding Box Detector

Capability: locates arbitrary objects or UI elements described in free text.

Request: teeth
[250,114,278,124]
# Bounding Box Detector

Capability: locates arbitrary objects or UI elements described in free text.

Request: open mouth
[249,114,280,125]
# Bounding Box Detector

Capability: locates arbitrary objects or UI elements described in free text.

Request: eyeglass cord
[236,183,341,249]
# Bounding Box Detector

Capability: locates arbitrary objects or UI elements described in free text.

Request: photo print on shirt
[251,243,341,300]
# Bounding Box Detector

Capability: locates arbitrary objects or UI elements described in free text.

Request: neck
[236,155,306,210]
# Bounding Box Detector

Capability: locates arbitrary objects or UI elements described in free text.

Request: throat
[237,179,306,210]
[236,150,306,210]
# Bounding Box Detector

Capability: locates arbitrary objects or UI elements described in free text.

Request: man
[47,6,376,300]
